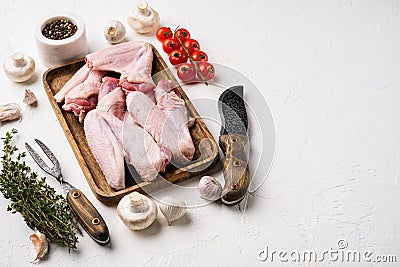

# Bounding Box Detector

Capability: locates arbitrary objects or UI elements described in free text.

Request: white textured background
[1,0,400,266]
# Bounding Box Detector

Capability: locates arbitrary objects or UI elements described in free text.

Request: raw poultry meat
[155,80,195,161]
[86,41,153,83]
[119,78,155,93]
[98,77,119,101]
[154,80,179,100]
[97,87,126,121]
[62,69,107,122]
[123,114,171,182]
[84,110,125,190]
[119,78,156,102]
[54,64,91,103]
[126,91,193,164]
[63,83,100,123]
[58,40,197,187]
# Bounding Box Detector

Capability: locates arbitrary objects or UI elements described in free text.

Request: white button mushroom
[117,192,157,230]
[3,52,35,82]
[127,1,160,34]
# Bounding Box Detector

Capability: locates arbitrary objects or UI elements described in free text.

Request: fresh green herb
[0,129,78,249]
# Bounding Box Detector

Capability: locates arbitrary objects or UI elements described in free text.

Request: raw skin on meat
[97,87,126,121]
[84,110,125,190]
[119,78,156,102]
[155,80,195,161]
[63,82,100,123]
[85,41,153,83]
[154,80,179,101]
[98,77,119,101]
[62,70,107,123]
[123,114,171,182]
[54,64,91,103]
[126,91,193,164]
[83,69,108,85]
[119,78,155,93]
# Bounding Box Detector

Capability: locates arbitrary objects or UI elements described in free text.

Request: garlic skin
[3,52,35,82]
[104,20,126,44]
[159,196,186,226]
[0,103,22,124]
[23,89,38,106]
[30,231,48,263]
[198,176,222,201]
[117,192,157,230]
[127,1,160,34]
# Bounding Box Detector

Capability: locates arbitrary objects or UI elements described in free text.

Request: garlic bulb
[198,176,222,201]
[159,196,186,226]
[23,88,37,106]
[104,20,126,44]
[127,1,160,33]
[117,192,157,230]
[30,231,48,263]
[3,52,35,82]
[0,103,22,124]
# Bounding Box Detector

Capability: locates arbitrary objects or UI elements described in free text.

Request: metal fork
[25,139,110,245]
[25,139,75,193]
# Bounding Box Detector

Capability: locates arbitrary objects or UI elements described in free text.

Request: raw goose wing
[123,114,171,182]
[55,64,91,103]
[85,41,153,83]
[62,69,107,122]
[84,110,125,190]
[98,77,120,101]
[155,80,195,161]
[126,91,191,164]
[97,87,126,121]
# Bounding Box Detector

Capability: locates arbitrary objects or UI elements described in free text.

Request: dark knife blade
[218,85,248,137]
[218,85,250,205]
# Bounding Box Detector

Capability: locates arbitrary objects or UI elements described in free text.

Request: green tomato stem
[173,28,208,86]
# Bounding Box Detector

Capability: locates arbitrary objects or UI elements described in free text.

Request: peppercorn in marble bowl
[35,13,88,67]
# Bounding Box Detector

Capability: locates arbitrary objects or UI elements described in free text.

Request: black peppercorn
[42,19,77,40]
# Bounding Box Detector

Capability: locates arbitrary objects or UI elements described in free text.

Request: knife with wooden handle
[218,86,250,205]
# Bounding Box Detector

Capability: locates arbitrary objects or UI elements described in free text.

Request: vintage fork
[25,139,110,245]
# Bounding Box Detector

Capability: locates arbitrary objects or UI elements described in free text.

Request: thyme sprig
[0,129,78,249]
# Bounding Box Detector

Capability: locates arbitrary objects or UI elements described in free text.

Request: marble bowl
[35,13,88,67]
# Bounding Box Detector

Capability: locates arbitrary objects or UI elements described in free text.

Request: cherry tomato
[174,28,190,42]
[183,39,200,54]
[163,38,181,54]
[169,49,188,65]
[196,62,215,81]
[156,27,173,42]
[191,50,208,62]
[177,63,196,82]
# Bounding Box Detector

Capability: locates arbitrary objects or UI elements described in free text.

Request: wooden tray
[42,46,220,205]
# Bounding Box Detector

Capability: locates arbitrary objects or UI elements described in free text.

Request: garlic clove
[3,52,35,83]
[159,196,186,226]
[198,176,222,201]
[104,20,126,44]
[0,103,22,124]
[23,88,37,106]
[30,231,48,263]
[117,192,157,230]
